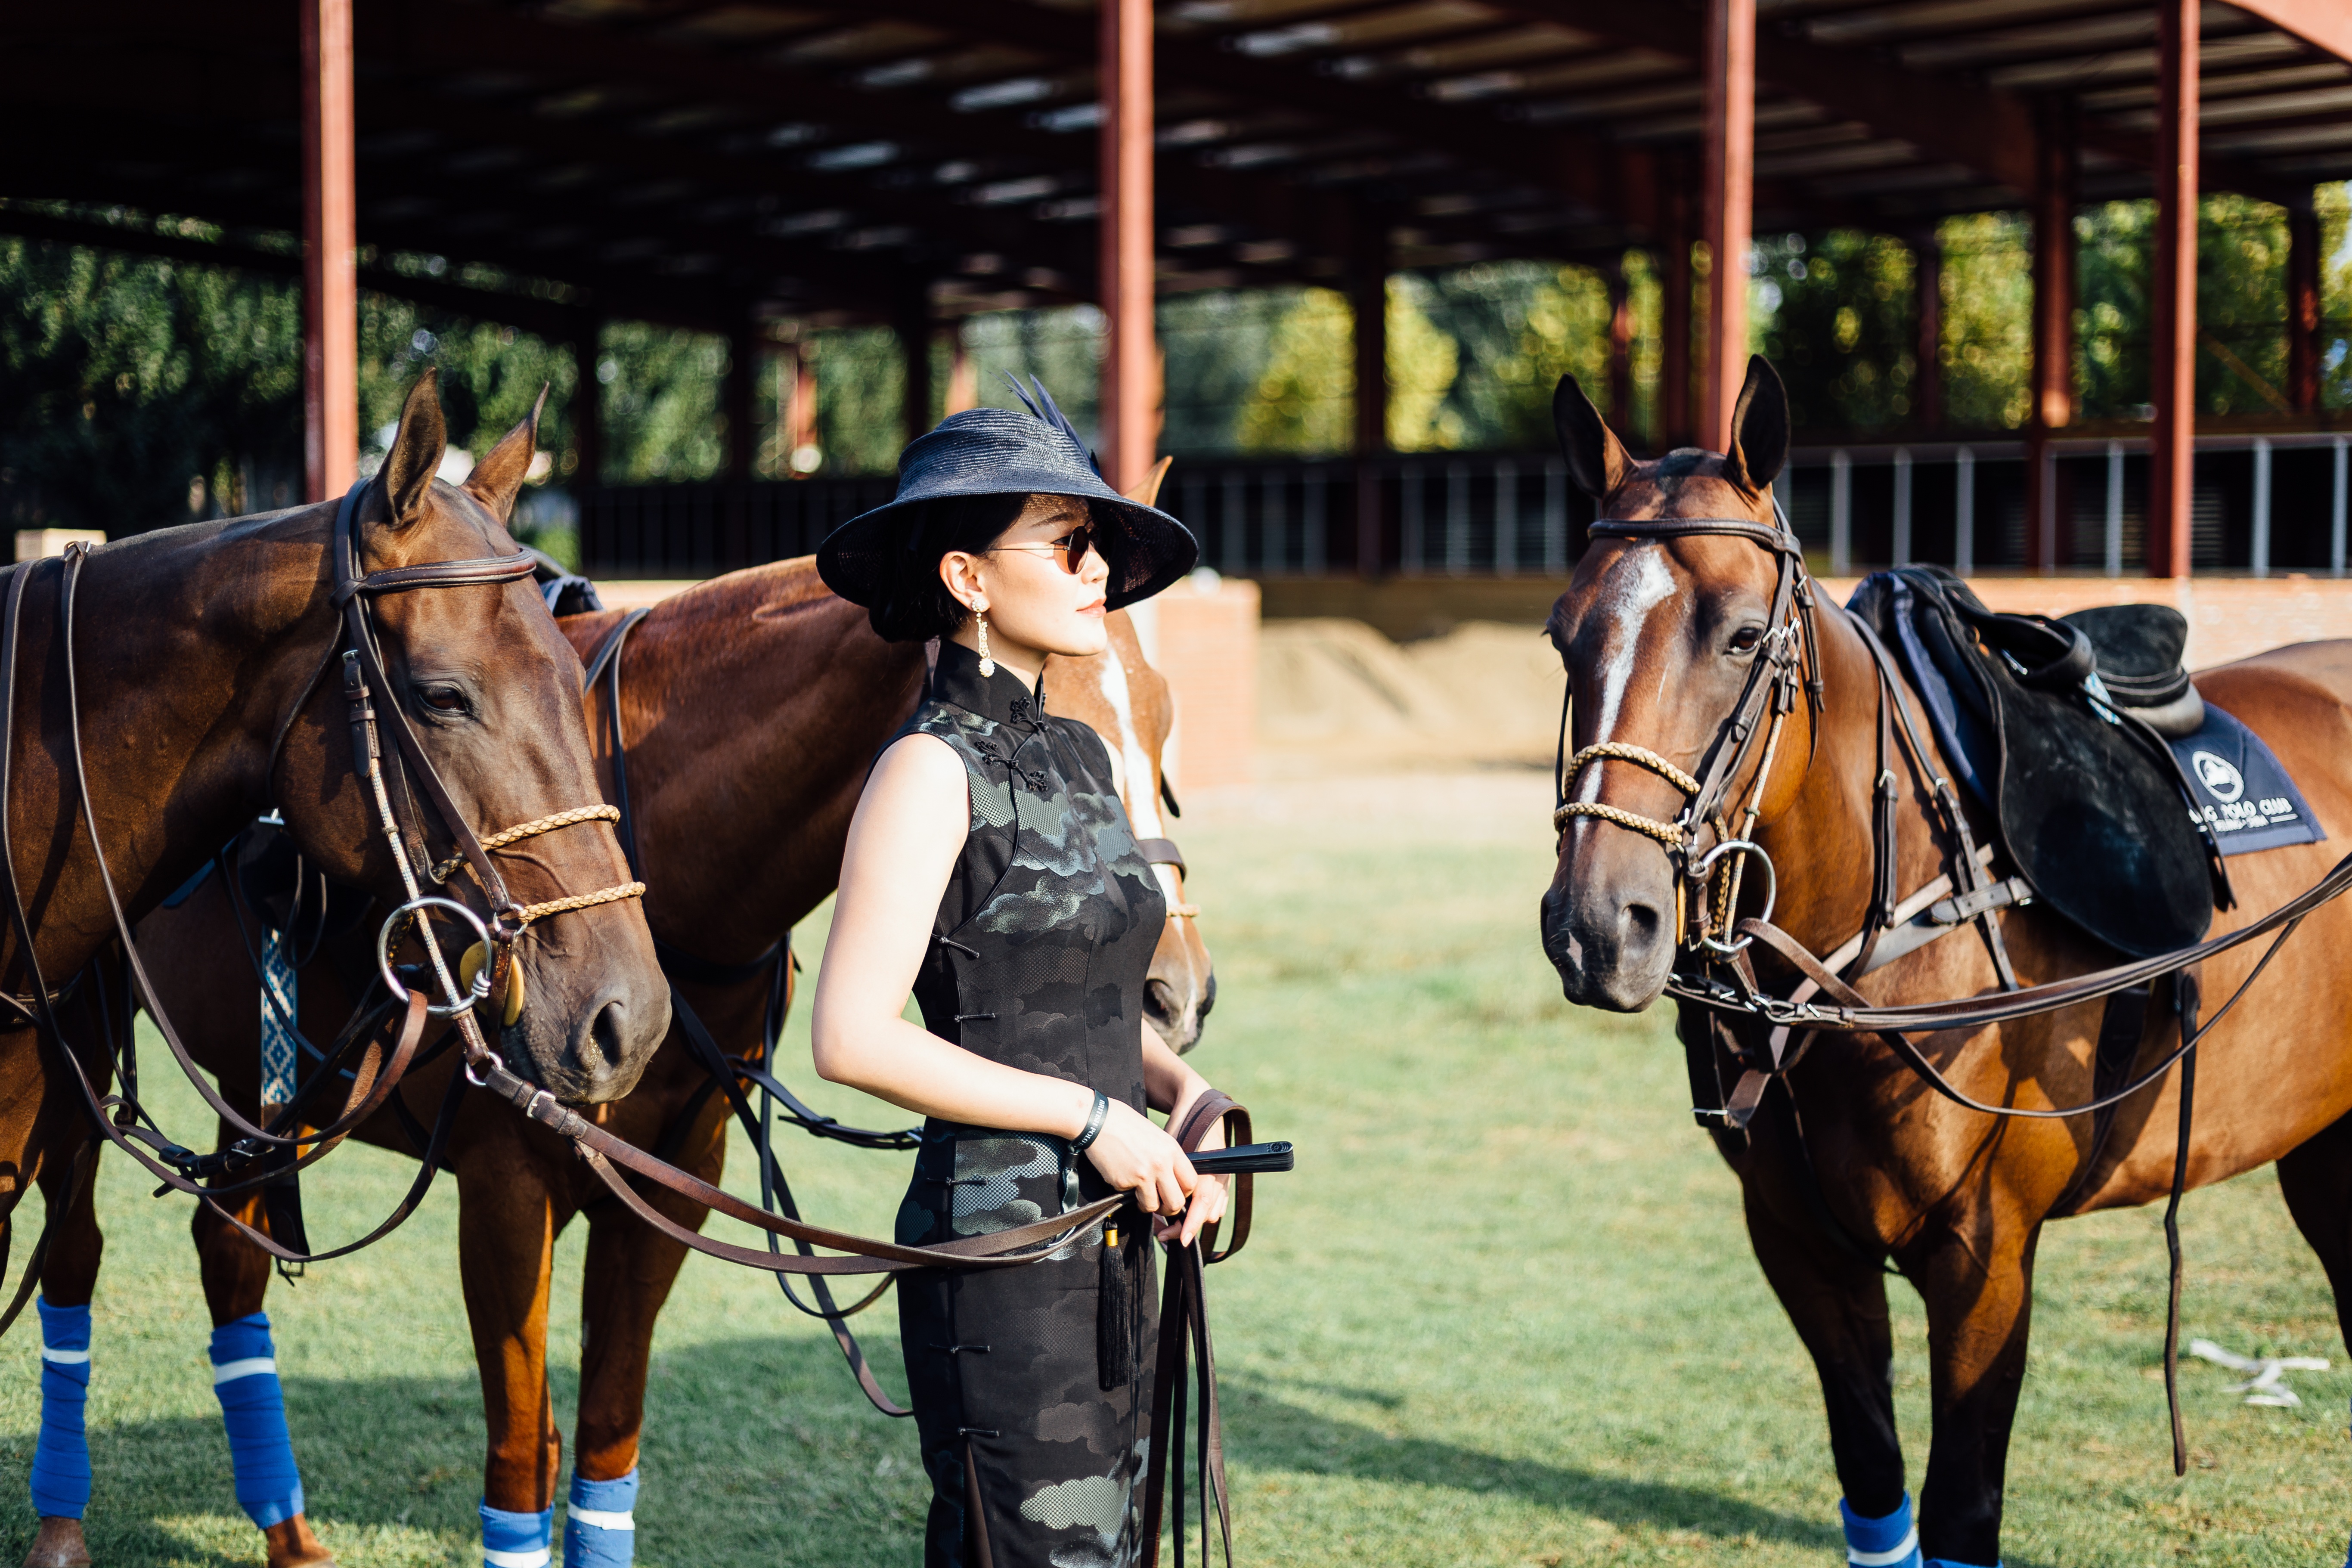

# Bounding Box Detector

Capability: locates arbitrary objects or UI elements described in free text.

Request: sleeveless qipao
[891,638,1167,1568]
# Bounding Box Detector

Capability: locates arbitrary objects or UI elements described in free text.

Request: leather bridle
[0,477,642,1271]
[1552,505,1823,957]
[1548,496,2352,1105]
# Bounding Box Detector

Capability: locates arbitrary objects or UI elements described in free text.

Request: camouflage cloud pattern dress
[892,638,1166,1568]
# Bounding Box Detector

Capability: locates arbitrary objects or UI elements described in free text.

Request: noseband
[1552,506,1822,954]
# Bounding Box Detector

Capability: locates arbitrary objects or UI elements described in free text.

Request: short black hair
[864,492,1029,644]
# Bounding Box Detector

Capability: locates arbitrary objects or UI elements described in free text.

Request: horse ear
[463,384,548,524]
[1551,375,1632,502]
[1722,355,1790,495]
[380,369,448,530]
[1124,455,1173,508]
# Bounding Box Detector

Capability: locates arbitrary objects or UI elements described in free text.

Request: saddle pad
[1850,568,2216,958]
[2167,703,2325,857]
[1883,573,1996,807]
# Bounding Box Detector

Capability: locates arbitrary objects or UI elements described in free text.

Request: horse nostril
[583,999,627,1079]
[1621,900,1663,951]
[1143,978,1179,1026]
[1198,972,1215,1020]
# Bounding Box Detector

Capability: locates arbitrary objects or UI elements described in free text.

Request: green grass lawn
[0,771,2344,1565]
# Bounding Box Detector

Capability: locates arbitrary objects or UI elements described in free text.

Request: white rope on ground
[2186,1338,2331,1407]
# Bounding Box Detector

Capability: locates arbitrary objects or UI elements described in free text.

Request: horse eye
[417,684,469,714]
[1728,626,1764,655]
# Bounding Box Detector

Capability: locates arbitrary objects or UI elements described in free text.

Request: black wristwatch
[1071,1090,1112,1153]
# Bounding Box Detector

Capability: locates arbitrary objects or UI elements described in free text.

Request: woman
[811,382,1228,1568]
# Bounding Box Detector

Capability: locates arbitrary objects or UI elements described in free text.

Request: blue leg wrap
[30,1297,91,1521]
[483,1499,555,1568]
[211,1312,305,1529]
[1840,1494,1922,1568]
[564,1468,638,1568]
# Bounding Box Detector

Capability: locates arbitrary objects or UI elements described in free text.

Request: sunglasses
[987,519,1099,575]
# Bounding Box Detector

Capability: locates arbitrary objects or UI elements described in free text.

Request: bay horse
[0,369,670,1568]
[112,525,1212,1562]
[1539,356,2352,1567]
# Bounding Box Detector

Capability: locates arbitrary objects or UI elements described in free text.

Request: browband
[334,556,539,603]
[1588,516,1803,555]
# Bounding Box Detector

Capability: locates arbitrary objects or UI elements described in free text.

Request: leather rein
[0,478,642,1272]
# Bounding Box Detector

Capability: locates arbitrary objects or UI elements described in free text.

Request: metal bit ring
[1693,838,1778,956]
[376,896,495,1017]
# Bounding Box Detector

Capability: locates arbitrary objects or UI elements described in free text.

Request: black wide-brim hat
[817,377,1198,612]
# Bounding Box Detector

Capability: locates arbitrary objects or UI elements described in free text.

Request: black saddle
[525,548,605,618]
[1848,567,2223,959]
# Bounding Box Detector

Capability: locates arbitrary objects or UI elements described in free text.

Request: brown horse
[122,550,1212,1562]
[5,369,670,1568]
[1539,357,2352,1566]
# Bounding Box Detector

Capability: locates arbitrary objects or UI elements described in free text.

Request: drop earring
[976,608,995,677]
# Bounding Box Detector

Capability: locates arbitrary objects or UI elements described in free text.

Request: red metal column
[300,0,356,504]
[2149,0,2199,579]
[1351,208,1388,578]
[2026,98,2078,572]
[1608,257,1636,440]
[2289,196,2321,415]
[1701,0,1755,452]
[1661,175,1693,451]
[1914,233,1943,432]
[785,342,817,475]
[945,328,978,417]
[1098,0,1156,492]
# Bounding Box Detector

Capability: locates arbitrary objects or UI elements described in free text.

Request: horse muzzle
[1540,869,1678,1013]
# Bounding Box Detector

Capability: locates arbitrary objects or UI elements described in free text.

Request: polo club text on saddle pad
[2166,704,2324,858]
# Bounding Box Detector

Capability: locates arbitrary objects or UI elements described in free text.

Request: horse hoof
[263,1516,337,1568]
[22,1517,91,1568]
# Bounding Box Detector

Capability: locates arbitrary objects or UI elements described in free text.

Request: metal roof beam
[1491,0,2301,208]
[395,1,1352,296]
[834,0,1664,231]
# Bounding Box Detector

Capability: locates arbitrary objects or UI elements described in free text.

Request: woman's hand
[1080,1099,1198,1220]
[1153,1087,1230,1249]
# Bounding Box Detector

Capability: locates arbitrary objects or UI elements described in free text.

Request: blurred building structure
[4,0,2352,582]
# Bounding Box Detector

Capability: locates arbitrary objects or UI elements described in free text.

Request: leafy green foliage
[1236,287,1351,456]
[588,322,725,483]
[1399,263,1620,452]
[358,305,579,482]
[1752,231,1919,433]
[0,236,303,532]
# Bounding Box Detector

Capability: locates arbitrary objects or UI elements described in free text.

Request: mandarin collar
[930,637,1048,729]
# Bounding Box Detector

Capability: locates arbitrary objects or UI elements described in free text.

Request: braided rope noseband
[1552,743,1704,844]
[428,804,647,926]
[1553,508,1819,953]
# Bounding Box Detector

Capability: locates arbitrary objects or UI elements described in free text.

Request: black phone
[1186,1141,1293,1175]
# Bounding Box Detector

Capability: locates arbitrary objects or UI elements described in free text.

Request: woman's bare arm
[811,733,1205,1219]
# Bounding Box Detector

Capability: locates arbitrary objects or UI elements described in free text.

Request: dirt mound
[1258,617,1564,771]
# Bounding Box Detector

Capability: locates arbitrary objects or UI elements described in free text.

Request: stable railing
[576,432,2352,580]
